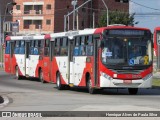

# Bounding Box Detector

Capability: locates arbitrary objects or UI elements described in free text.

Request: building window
[34,20,42,29]
[46,4,51,10]
[24,20,32,29]
[16,5,20,10]
[24,5,32,14]
[46,20,51,25]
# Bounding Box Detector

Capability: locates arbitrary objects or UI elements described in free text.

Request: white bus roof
[50,29,96,40]
[8,35,45,41]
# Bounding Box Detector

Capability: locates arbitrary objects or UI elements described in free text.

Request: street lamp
[3,2,17,25]
[101,0,109,26]
[64,0,109,32]
[0,1,17,68]
[71,0,77,30]
[3,2,17,42]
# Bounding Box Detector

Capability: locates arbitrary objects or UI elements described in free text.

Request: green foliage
[98,11,138,27]
[152,78,160,87]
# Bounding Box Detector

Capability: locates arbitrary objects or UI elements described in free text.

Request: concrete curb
[0,95,10,107]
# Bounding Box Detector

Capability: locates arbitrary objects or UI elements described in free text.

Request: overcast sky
[130,0,160,33]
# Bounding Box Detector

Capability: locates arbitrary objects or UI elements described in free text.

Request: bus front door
[10,41,15,74]
[25,41,30,77]
[68,39,74,86]
[93,34,100,87]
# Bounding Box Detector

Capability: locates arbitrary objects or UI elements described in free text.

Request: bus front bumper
[100,74,152,88]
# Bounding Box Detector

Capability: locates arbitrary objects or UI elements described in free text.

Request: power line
[135,12,160,15]
[130,0,160,11]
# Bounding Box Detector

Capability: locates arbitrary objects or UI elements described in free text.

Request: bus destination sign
[108,30,145,36]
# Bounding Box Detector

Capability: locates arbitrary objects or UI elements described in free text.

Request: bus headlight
[143,73,152,81]
[100,72,113,80]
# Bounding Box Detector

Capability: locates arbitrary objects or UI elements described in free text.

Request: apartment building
[12,0,129,34]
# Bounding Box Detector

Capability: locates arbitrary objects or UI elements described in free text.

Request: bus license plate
[123,80,132,84]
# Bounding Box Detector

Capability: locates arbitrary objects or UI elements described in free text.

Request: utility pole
[0,7,1,44]
[3,2,17,42]
[64,0,92,32]
[68,12,70,30]
[71,0,77,30]
[101,0,109,26]
[1,2,17,68]
[0,5,2,68]
[93,12,95,28]
[64,0,109,31]
[64,15,67,32]
[76,9,79,30]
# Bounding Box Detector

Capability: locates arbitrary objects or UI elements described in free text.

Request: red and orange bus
[46,25,153,94]
[5,25,153,94]
[4,35,51,82]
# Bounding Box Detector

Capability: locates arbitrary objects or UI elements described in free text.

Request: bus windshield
[102,30,152,69]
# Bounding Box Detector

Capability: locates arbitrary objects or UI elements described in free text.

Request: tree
[98,11,138,27]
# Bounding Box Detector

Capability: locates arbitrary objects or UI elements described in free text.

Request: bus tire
[128,88,138,95]
[56,73,63,90]
[39,69,45,83]
[87,79,96,94]
[15,66,21,80]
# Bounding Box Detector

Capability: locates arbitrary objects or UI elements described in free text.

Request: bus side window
[60,37,68,56]
[54,38,60,56]
[44,40,49,56]
[86,35,93,56]
[38,40,43,55]
[74,37,80,56]
[5,41,10,54]
[38,40,42,47]
[19,41,25,54]
[14,41,20,54]
[34,40,39,55]
[79,36,86,56]
[30,40,34,55]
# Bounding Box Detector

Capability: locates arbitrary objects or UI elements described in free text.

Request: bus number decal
[106,52,112,57]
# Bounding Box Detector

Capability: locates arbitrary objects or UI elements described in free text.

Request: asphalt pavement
[0,68,160,106]
[0,70,160,119]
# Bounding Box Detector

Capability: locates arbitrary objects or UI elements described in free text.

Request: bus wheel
[39,69,45,83]
[15,66,21,80]
[87,79,96,94]
[56,73,63,90]
[128,88,138,95]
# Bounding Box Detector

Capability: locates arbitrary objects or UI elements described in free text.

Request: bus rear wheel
[56,73,64,90]
[15,66,21,80]
[39,69,45,83]
[128,88,138,95]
